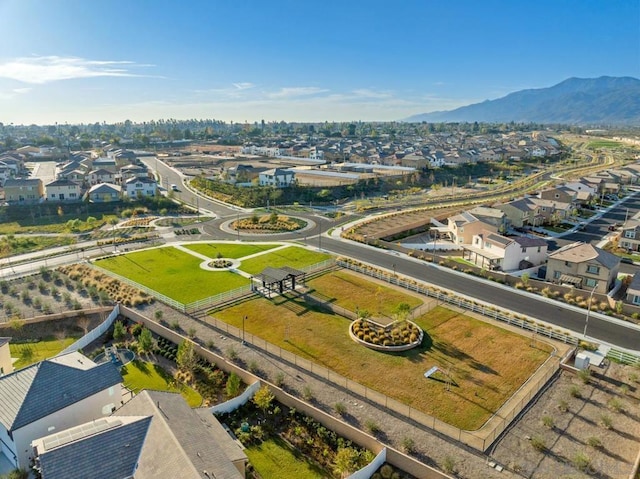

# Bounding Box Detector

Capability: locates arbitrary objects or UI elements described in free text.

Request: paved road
[318,236,640,351]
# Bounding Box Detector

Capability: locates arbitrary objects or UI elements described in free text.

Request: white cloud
[13,87,31,94]
[267,87,329,99]
[232,82,255,90]
[0,56,151,84]
[351,88,393,99]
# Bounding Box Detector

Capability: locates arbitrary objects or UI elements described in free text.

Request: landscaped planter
[349,318,423,352]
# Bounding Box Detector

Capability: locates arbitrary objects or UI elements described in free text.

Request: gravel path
[137,301,519,479]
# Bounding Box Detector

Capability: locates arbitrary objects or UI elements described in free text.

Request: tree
[333,447,359,478]
[112,320,126,341]
[252,385,275,413]
[138,327,154,356]
[177,339,198,373]
[225,372,241,398]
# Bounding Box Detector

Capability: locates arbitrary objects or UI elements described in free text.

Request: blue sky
[0,0,638,125]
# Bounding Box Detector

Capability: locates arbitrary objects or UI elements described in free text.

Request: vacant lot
[491,362,640,478]
[95,246,250,303]
[212,278,551,430]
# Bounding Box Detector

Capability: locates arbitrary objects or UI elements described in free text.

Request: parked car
[620,257,634,264]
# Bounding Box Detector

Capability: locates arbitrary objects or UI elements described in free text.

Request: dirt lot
[490,361,640,479]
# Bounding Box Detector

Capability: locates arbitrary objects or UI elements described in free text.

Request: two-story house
[2,178,43,204]
[546,242,620,294]
[31,390,246,479]
[258,168,295,187]
[618,220,640,252]
[45,179,81,202]
[463,230,548,271]
[88,168,116,185]
[85,183,122,203]
[447,211,499,244]
[123,177,157,198]
[497,198,542,228]
[0,352,122,469]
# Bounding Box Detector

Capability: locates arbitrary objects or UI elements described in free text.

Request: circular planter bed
[233,214,307,234]
[209,258,233,269]
[349,318,423,352]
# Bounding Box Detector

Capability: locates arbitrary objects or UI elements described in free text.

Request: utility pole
[583,284,597,339]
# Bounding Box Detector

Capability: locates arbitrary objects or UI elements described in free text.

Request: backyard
[212,271,553,430]
[10,337,78,369]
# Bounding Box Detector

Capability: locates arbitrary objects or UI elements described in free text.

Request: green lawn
[245,438,328,479]
[239,246,331,275]
[587,140,622,149]
[10,337,79,369]
[182,242,281,259]
[95,246,250,302]
[121,359,202,407]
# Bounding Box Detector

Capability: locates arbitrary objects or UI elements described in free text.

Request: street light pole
[242,315,247,344]
[583,284,597,339]
[237,212,240,241]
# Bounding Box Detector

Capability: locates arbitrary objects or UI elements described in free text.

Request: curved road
[144,158,640,351]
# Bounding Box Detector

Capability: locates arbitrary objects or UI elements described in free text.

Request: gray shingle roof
[115,390,244,479]
[0,353,122,431]
[37,416,151,479]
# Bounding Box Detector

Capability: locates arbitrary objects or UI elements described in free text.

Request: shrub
[205,339,215,350]
[364,419,380,434]
[333,402,347,416]
[226,346,238,361]
[530,435,546,452]
[274,372,285,388]
[401,437,415,454]
[587,436,602,448]
[170,320,180,331]
[608,398,624,412]
[569,385,582,398]
[600,413,613,429]
[154,310,163,321]
[542,415,554,428]
[302,385,313,401]
[442,456,456,474]
[573,451,591,472]
[248,360,259,374]
[188,327,196,339]
[578,368,591,384]
[557,399,569,412]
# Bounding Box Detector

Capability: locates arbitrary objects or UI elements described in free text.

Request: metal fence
[337,260,579,346]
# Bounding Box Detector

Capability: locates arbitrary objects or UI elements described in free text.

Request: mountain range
[404,76,640,125]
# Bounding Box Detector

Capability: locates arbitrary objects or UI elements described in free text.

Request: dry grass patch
[306,270,423,318]
[212,297,552,430]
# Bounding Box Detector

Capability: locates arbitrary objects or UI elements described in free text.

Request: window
[553,271,561,279]
[537,246,541,253]
[586,265,600,274]
[585,278,598,288]
[633,295,640,305]
[522,247,526,253]
[625,230,635,239]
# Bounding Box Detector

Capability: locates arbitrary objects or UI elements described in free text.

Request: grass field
[245,438,328,479]
[306,270,423,318]
[10,337,79,369]
[182,242,281,259]
[213,286,551,430]
[95,246,250,303]
[239,246,331,275]
[587,140,622,149]
[121,359,202,407]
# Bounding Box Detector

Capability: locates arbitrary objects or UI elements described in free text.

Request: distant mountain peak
[403,76,640,125]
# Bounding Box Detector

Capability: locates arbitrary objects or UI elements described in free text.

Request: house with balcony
[45,179,81,202]
[462,230,548,271]
[545,242,620,294]
[0,352,122,470]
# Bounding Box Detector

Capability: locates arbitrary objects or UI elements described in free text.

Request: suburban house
[123,177,157,198]
[2,178,44,204]
[497,198,542,228]
[44,179,81,202]
[32,416,152,479]
[467,206,508,232]
[447,211,499,244]
[0,338,11,376]
[618,220,640,252]
[88,168,116,185]
[625,272,640,305]
[92,157,117,173]
[31,390,248,479]
[85,183,122,203]
[539,186,578,206]
[118,164,149,183]
[0,352,122,469]
[462,230,548,271]
[527,198,572,224]
[258,168,295,187]
[545,242,620,294]
[563,180,598,197]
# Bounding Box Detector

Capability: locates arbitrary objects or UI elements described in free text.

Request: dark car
[620,257,634,264]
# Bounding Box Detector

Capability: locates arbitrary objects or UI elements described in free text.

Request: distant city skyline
[0,0,638,126]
